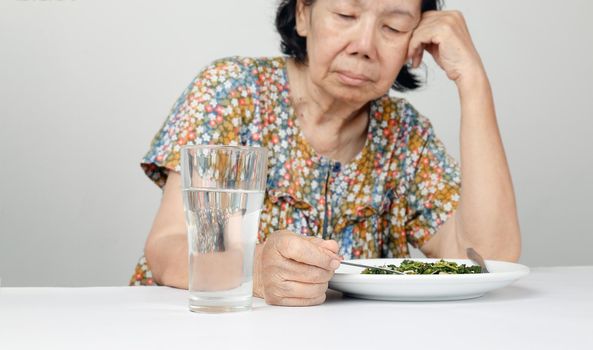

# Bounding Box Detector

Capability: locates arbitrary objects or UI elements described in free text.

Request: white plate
[329,258,530,301]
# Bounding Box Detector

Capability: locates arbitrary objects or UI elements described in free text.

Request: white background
[0,0,592,286]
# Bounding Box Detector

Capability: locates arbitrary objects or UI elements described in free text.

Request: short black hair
[275,0,444,92]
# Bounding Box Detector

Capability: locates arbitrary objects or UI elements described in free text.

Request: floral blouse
[130,56,460,286]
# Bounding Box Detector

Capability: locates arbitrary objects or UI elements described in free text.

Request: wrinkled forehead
[321,0,423,19]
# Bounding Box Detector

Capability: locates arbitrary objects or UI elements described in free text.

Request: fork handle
[340,261,404,274]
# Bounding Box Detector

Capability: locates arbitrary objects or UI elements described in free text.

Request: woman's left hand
[407,10,484,86]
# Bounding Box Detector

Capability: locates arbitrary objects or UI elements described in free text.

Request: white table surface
[1,266,592,350]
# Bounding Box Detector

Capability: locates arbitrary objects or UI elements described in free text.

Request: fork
[340,261,404,275]
[466,247,490,273]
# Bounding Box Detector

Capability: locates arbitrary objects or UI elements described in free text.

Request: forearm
[455,72,521,260]
[146,234,267,296]
[145,235,188,289]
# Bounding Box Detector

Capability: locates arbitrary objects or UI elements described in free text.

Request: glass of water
[180,145,268,313]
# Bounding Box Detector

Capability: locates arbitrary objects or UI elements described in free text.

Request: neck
[288,59,367,130]
[286,58,369,163]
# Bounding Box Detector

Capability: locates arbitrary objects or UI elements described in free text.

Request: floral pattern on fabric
[129,256,154,286]
[130,56,461,286]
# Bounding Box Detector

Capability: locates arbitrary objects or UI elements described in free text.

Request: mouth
[335,70,372,87]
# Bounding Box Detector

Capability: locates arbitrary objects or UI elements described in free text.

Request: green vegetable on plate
[361,259,482,275]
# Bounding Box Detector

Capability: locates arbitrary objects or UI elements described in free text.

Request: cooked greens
[361,259,482,275]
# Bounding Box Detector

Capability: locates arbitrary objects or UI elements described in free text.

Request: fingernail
[330,259,340,269]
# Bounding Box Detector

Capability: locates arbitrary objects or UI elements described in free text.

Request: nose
[345,19,377,60]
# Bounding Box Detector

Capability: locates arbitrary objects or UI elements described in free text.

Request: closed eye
[385,25,401,33]
[336,13,356,20]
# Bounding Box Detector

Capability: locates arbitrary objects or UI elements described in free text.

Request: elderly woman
[131,0,521,306]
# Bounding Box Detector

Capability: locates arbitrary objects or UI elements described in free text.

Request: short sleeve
[404,113,461,248]
[141,57,256,188]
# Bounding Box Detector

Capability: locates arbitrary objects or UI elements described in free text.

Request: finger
[278,236,341,271]
[317,239,339,254]
[311,237,342,260]
[408,36,429,66]
[265,293,327,307]
[306,237,340,255]
[421,11,439,19]
[407,20,442,61]
[412,45,424,68]
[303,236,325,245]
[407,36,421,62]
[272,281,329,299]
[407,17,429,59]
[279,257,335,283]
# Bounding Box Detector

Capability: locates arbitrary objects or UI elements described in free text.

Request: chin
[331,85,384,105]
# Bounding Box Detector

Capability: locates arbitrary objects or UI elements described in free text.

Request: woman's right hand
[254,230,341,306]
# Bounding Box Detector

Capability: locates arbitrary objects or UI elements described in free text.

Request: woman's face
[296,0,422,104]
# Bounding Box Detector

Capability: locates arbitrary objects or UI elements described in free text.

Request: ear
[295,0,311,37]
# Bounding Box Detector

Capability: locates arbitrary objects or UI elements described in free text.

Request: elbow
[144,233,188,289]
[144,232,158,268]
[499,246,521,263]
[506,241,522,263]
[144,235,166,285]
[461,227,522,263]
[493,227,522,263]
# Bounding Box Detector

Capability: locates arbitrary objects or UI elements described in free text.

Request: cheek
[384,34,412,62]
[378,37,412,80]
[308,24,343,63]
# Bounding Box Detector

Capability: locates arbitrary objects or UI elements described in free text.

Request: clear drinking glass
[180,145,268,313]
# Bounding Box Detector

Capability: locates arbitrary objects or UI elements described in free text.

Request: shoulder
[200,56,252,79]
[374,95,433,133]
[193,56,285,89]
[369,95,436,158]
